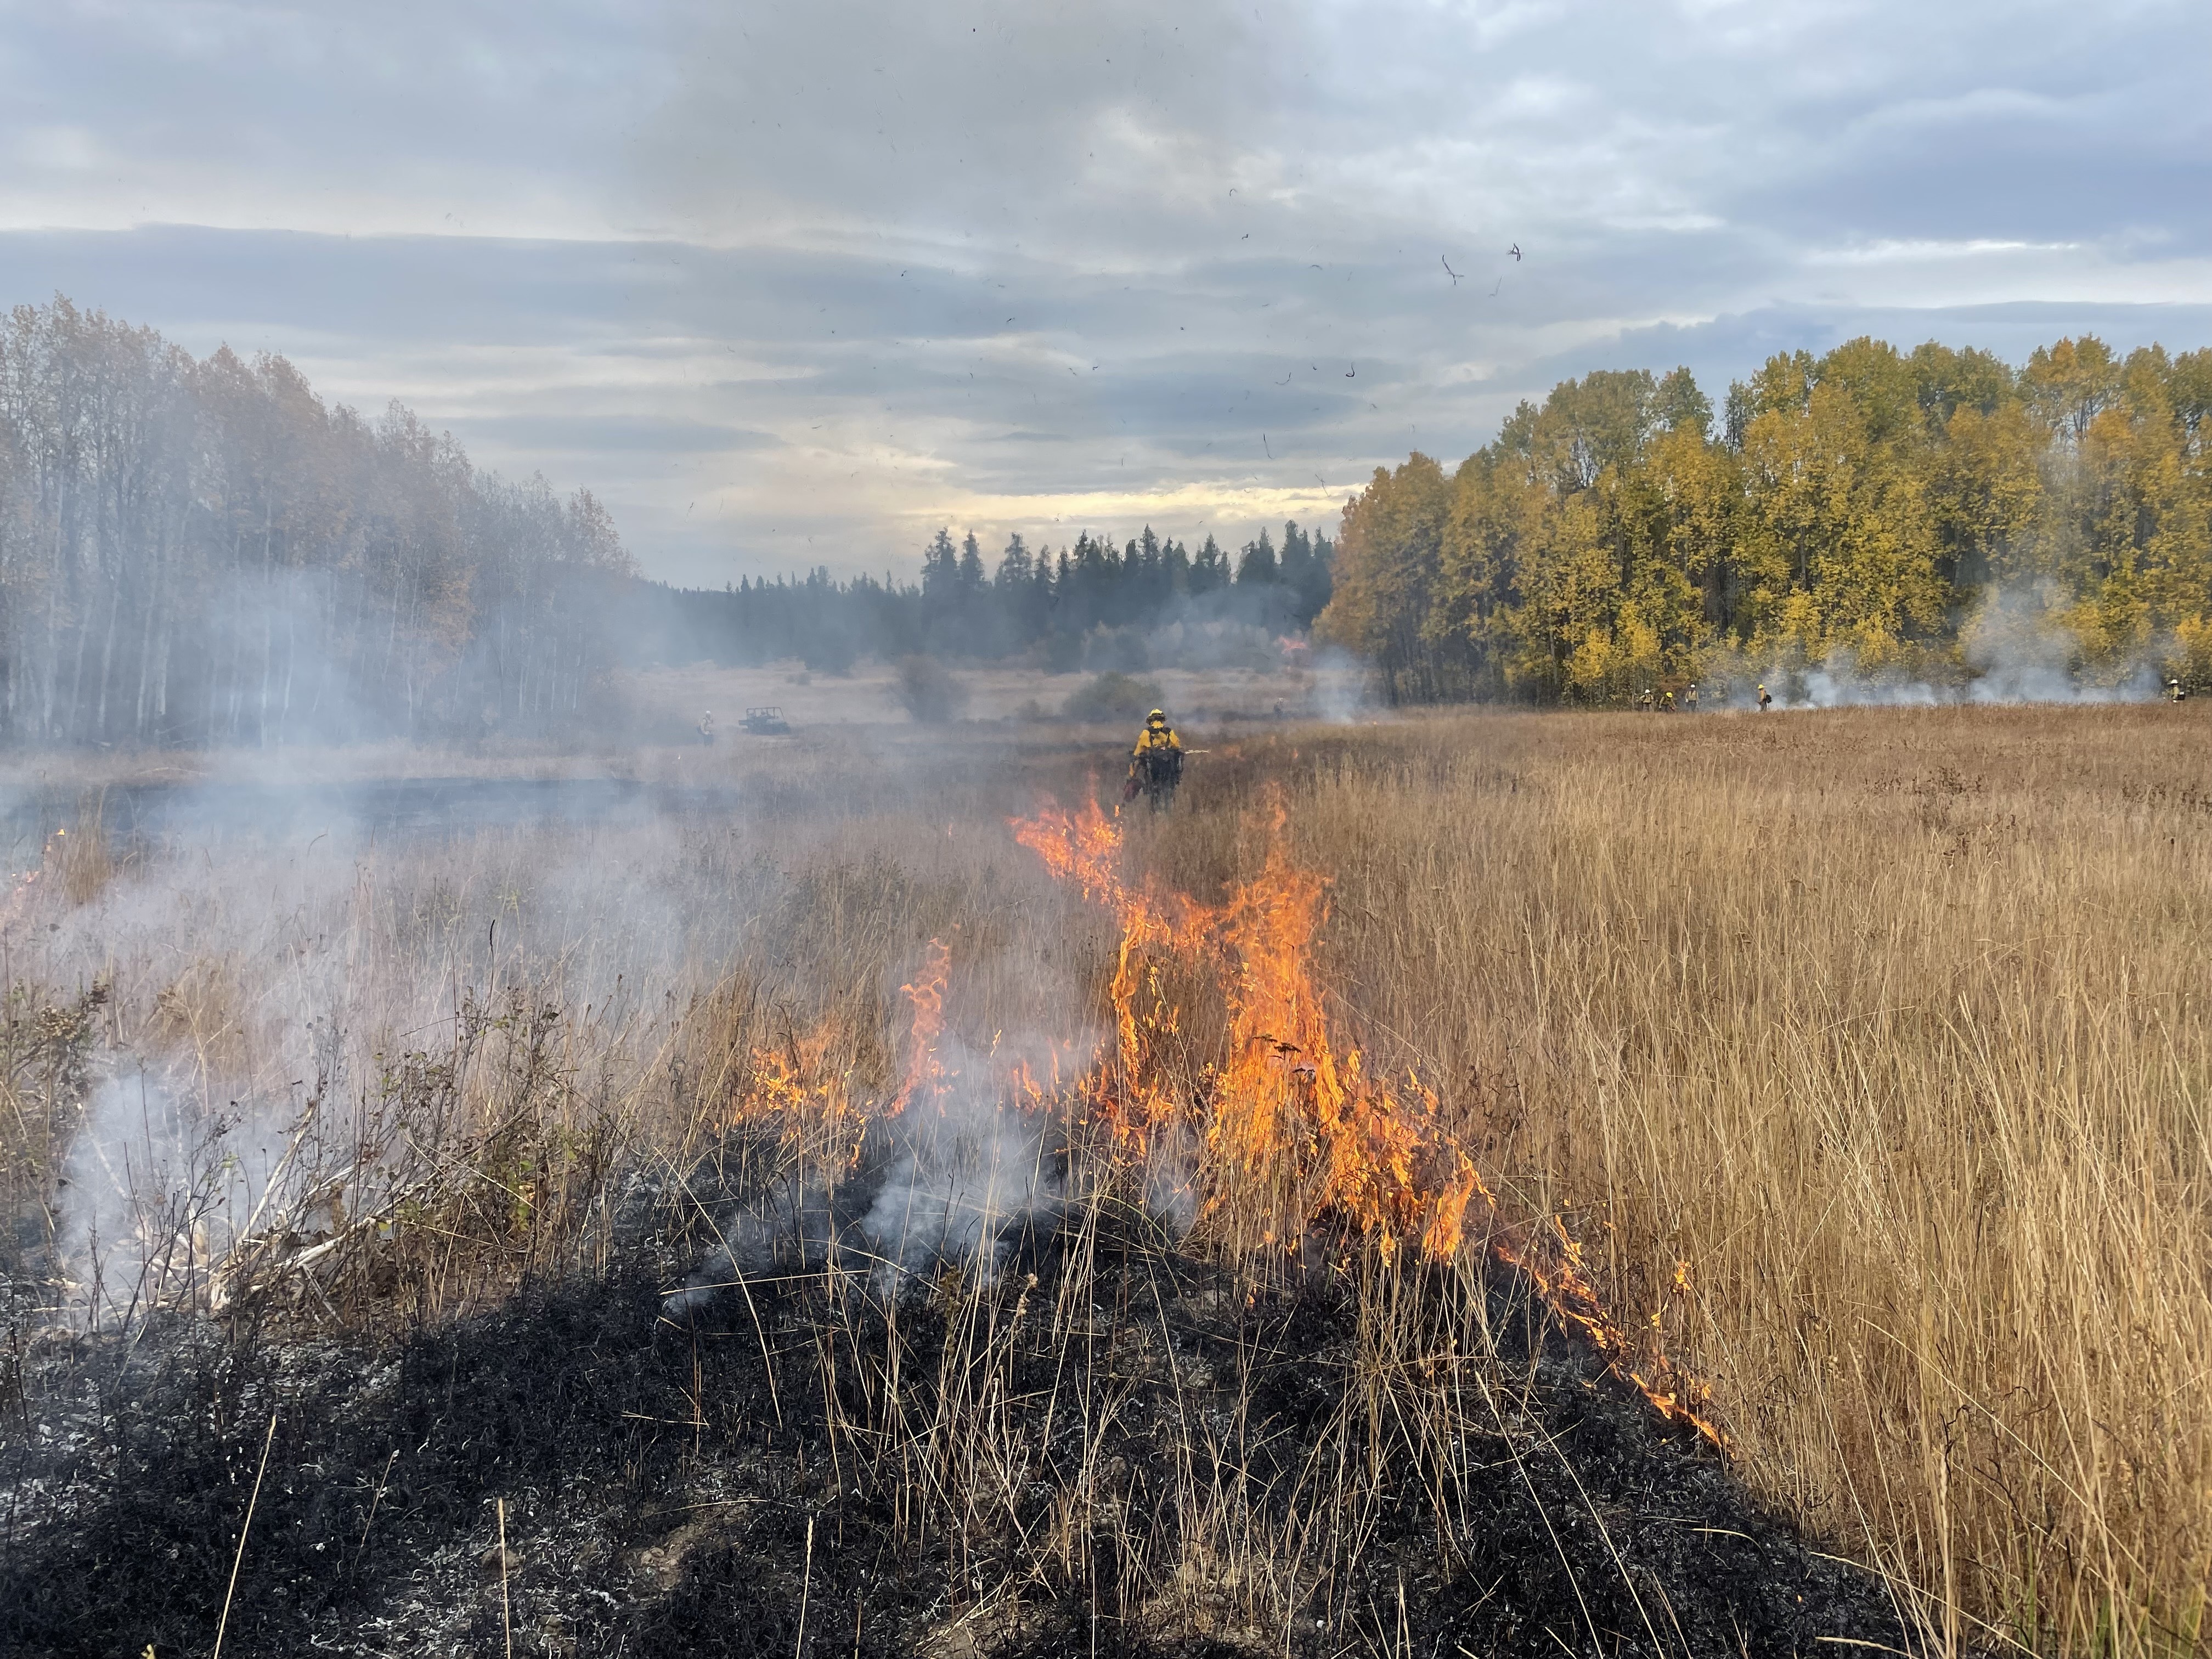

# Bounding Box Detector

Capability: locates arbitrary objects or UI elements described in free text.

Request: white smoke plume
[1732,582,2168,710]
[1308,646,1379,725]
[665,1020,1075,1311]
[853,1077,1064,1282]
[54,1073,315,1332]
[1960,582,2163,705]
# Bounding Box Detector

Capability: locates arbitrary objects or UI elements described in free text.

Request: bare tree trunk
[278,575,296,745]
[42,477,64,741]
[257,504,274,746]
[132,521,165,743]
[207,531,238,745]
[93,565,121,741]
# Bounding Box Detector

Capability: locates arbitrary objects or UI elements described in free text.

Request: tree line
[1317,337,2212,703]
[0,297,635,747]
[626,520,1334,675]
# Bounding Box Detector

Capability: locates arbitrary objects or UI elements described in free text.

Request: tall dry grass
[4,709,2204,1652]
[0,734,1118,1328]
[2,735,1588,1652]
[1226,705,2212,1655]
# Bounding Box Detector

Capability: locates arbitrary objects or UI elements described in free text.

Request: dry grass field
[0,703,2204,1655]
[1282,707,2212,1655]
[620,656,1357,730]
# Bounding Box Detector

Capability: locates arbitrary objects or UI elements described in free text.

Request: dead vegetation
[1279,705,2212,1656]
[0,706,2202,1654]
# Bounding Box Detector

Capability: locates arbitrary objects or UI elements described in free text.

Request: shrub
[893,656,968,724]
[1060,672,1165,723]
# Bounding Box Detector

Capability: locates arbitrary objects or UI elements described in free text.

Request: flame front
[715,792,1726,1452]
[887,938,953,1118]
[1011,788,1728,1452]
[1012,799,1206,1144]
[1014,791,1459,1257]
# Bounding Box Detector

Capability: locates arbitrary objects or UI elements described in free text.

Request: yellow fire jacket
[1131,723,1181,765]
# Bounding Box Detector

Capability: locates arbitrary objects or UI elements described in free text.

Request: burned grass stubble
[1,1197,1909,1657]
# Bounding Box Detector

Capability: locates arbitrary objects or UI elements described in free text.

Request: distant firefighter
[2170,679,2188,703]
[1638,687,1655,712]
[1659,689,1675,712]
[1757,683,1772,712]
[1684,682,1699,712]
[698,709,716,744]
[1126,708,1183,810]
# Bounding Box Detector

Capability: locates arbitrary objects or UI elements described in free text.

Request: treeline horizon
[0,297,635,747]
[0,296,1336,750]
[1318,335,2212,703]
[626,520,1334,676]
[21,289,2211,748]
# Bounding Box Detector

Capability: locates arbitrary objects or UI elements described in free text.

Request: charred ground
[2,1199,1918,1659]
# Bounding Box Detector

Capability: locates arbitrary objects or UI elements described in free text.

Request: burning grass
[0,706,2205,1654]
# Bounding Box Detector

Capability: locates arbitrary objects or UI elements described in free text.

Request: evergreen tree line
[625,520,1333,675]
[1317,337,2212,704]
[0,297,635,747]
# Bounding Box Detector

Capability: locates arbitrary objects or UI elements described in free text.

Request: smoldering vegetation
[2,1221,1914,1658]
[668,1071,1074,1305]
[0,734,1905,1652]
[0,732,1074,1338]
[1690,580,2172,710]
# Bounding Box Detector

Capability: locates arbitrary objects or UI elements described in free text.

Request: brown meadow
[1,703,2205,1654]
[1272,705,2212,1654]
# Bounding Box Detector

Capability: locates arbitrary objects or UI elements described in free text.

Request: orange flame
[725,1024,866,1167]
[1013,800,1207,1143]
[723,935,1051,1173]
[1009,787,1729,1452]
[716,795,1726,1453]
[1014,791,1461,1255]
[887,938,953,1117]
[1209,802,1437,1255]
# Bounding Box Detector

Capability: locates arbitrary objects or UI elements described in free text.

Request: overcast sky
[4,0,2208,585]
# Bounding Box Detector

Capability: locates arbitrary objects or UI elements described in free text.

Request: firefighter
[1127,709,1183,810]
[1757,683,1772,712]
[1638,687,1655,712]
[1658,689,1675,712]
[2170,678,2188,704]
[698,709,715,745]
[1684,682,1699,712]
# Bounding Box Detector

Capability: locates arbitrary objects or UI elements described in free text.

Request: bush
[1061,672,1165,723]
[1079,623,1154,672]
[893,656,968,724]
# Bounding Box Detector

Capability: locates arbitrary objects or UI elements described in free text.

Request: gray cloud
[466,414,780,455]
[633,0,1286,245]
[4,1,2209,585]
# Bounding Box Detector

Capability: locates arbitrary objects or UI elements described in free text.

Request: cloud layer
[4,0,2208,584]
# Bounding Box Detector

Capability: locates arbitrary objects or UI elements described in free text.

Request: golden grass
[1226,706,2212,1655]
[3,704,2205,1651]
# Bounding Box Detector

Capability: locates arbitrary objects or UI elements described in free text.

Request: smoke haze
[1725,583,2168,711]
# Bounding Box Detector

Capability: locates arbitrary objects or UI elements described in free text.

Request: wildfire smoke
[698,785,1722,1443]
